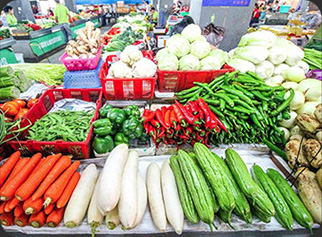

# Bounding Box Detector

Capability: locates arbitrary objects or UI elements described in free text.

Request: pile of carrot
[0,151,80,228]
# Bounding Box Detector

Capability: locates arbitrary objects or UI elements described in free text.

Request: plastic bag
[202,23,226,48]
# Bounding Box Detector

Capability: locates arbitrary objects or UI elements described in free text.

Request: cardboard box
[157,35,170,48]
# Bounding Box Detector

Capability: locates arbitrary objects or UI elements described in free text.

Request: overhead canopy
[76,0,143,4]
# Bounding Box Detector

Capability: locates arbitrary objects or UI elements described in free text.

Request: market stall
[0,38,18,66]
[0,2,321,236]
[11,27,66,62]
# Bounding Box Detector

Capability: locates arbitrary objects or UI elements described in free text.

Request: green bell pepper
[108,108,126,125]
[122,117,143,139]
[93,118,113,136]
[99,104,113,118]
[124,105,140,118]
[93,135,114,154]
[114,133,130,146]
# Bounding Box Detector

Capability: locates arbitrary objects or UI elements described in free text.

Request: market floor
[40,25,111,64]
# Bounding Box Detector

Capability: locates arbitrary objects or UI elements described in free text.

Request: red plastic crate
[99,54,156,100]
[7,89,102,159]
[157,65,235,92]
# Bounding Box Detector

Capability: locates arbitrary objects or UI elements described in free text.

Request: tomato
[7,101,20,110]
[2,102,19,117]
[14,108,29,121]
[13,99,27,108]
[0,104,4,111]
[27,99,38,109]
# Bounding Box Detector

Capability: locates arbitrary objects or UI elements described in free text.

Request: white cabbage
[190,40,211,60]
[132,58,157,77]
[255,60,274,79]
[284,66,306,82]
[234,46,269,64]
[274,63,290,76]
[274,38,304,66]
[156,48,171,62]
[181,24,202,42]
[267,46,287,65]
[238,30,277,48]
[227,58,256,73]
[167,35,190,58]
[178,54,200,71]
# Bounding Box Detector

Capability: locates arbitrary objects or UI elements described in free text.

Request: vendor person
[54,0,72,41]
[3,5,17,26]
[149,7,158,25]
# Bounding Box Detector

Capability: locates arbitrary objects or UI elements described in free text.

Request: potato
[303,139,322,169]
[314,104,322,123]
[296,113,321,134]
[316,131,322,142]
[296,168,322,223]
[317,168,322,190]
[286,139,308,168]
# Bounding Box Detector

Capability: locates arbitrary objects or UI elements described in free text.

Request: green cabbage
[200,56,222,70]
[190,40,211,60]
[167,35,190,58]
[156,48,171,62]
[179,54,200,71]
[181,24,202,42]
[208,49,228,66]
[158,53,178,71]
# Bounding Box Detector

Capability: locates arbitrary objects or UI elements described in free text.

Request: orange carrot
[46,207,65,227]
[0,211,14,226]
[15,153,62,201]
[43,161,80,207]
[14,213,29,227]
[29,210,46,228]
[29,158,46,177]
[14,204,24,217]
[23,197,43,215]
[0,151,21,187]
[31,156,71,201]
[44,203,55,215]
[4,197,20,212]
[5,158,29,183]
[56,172,80,208]
[0,153,42,201]
[0,201,7,214]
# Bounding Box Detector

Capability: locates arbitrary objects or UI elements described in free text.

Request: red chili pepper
[169,110,178,129]
[196,98,224,132]
[189,101,200,116]
[173,104,188,127]
[161,106,167,118]
[156,109,170,130]
[142,110,155,124]
[164,110,171,128]
[150,119,160,128]
[175,100,201,125]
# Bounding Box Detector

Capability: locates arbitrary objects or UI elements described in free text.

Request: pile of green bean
[176,71,294,156]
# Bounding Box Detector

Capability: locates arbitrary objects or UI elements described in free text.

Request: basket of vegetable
[7,88,102,159]
[59,22,102,71]
[99,46,157,100]
[155,24,235,92]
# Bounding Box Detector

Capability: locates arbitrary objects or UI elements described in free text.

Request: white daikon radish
[64,164,98,228]
[105,205,120,230]
[146,163,167,231]
[118,150,139,229]
[87,173,104,234]
[98,144,129,214]
[132,171,147,228]
[161,160,184,235]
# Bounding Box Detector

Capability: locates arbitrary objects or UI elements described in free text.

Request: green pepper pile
[176,71,293,157]
[92,104,148,154]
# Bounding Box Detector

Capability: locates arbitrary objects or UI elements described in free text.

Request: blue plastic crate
[64,59,103,89]
[279,5,291,14]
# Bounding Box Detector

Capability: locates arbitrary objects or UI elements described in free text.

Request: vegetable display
[303,48,322,70]
[142,98,227,147]
[156,24,227,71]
[65,22,101,60]
[92,103,146,154]
[10,64,66,86]
[27,110,94,142]
[176,71,290,152]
